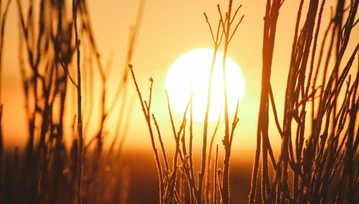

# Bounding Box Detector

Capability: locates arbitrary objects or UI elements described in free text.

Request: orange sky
[1,0,358,159]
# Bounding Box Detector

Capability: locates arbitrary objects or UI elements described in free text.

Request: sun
[165,48,245,122]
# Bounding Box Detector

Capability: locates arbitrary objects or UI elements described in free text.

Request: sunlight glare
[165,48,245,122]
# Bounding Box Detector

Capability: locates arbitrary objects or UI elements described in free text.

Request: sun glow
[165,48,245,122]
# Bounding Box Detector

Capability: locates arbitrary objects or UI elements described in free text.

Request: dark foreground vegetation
[0,0,358,203]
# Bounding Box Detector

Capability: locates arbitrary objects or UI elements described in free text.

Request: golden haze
[1,0,358,156]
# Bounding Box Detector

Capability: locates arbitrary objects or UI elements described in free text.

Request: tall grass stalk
[0,0,142,203]
[249,0,359,203]
[130,1,244,203]
[72,0,83,203]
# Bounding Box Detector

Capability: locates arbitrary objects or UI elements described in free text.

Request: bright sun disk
[165,48,245,122]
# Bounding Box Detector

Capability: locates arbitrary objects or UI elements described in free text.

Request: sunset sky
[1,0,358,160]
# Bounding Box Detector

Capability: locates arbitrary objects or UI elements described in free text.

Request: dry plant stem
[249,0,282,203]
[185,69,196,202]
[73,0,83,203]
[129,65,165,204]
[213,145,219,203]
[77,3,143,199]
[202,2,243,202]
[173,82,197,201]
[95,72,108,158]
[152,114,169,171]
[6,0,136,202]
[107,0,144,116]
[219,3,232,203]
[248,0,359,203]
[300,3,325,199]
[17,0,36,156]
[83,53,94,139]
[17,1,31,154]
[264,3,282,202]
[78,0,143,157]
[205,113,221,202]
[296,2,326,202]
[217,1,244,202]
[283,1,320,202]
[309,1,356,202]
[165,92,194,203]
[164,92,180,203]
[199,11,223,204]
[198,38,219,204]
[16,0,69,202]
